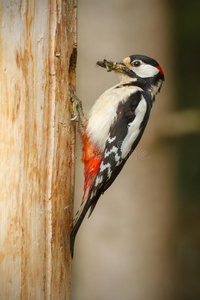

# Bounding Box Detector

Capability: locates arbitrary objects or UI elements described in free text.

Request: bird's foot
[70,87,84,121]
[70,87,86,135]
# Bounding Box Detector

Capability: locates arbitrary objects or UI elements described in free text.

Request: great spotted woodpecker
[70,55,165,257]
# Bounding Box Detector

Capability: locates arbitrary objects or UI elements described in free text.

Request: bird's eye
[133,60,141,67]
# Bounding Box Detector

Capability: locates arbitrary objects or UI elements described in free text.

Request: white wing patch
[121,97,147,158]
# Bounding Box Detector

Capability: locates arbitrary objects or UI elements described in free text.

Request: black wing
[88,90,151,214]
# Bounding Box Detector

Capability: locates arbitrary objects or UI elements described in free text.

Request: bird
[70,54,165,257]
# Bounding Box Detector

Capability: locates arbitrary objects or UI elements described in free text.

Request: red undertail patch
[81,129,102,203]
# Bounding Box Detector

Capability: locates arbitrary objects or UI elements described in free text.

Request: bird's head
[97,55,165,99]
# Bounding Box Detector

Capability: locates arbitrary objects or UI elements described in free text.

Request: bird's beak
[97,59,128,74]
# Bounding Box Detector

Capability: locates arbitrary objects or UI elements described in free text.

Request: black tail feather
[70,203,89,258]
[88,200,98,218]
[70,191,101,258]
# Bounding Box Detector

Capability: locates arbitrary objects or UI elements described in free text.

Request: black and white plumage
[70,55,165,257]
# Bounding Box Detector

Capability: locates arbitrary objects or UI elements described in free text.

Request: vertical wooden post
[0,0,76,299]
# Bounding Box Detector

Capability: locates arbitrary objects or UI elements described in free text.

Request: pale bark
[0,1,77,299]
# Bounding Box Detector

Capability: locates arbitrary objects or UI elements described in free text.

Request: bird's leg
[70,87,87,138]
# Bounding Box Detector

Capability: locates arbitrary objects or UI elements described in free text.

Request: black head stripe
[129,55,160,67]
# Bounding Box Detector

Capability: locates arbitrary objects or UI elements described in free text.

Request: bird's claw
[69,115,78,121]
[70,87,83,121]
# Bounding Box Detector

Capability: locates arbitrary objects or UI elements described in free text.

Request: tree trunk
[0,1,77,299]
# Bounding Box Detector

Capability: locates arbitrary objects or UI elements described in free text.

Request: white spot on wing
[121,97,147,158]
[95,176,103,186]
[115,152,120,162]
[104,145,118,158]
[104,145,121,163]
[108,135,116,143]
[100,162,111,172]
[90,190,97,199]
[99,161,112,179]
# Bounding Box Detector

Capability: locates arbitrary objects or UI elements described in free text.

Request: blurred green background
[72,1,200,299]
[173,1,200,299]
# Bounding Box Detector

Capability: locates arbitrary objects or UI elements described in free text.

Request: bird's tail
[70,201,89,258]
[70,190,102,258]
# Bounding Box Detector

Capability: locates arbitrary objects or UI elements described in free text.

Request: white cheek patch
[133,64,159,78]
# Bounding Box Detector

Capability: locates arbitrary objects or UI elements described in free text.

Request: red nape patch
[81,131,102,203]
[156,65,164,76]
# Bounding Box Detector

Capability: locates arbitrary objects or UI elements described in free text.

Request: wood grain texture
[0,0,76,299]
